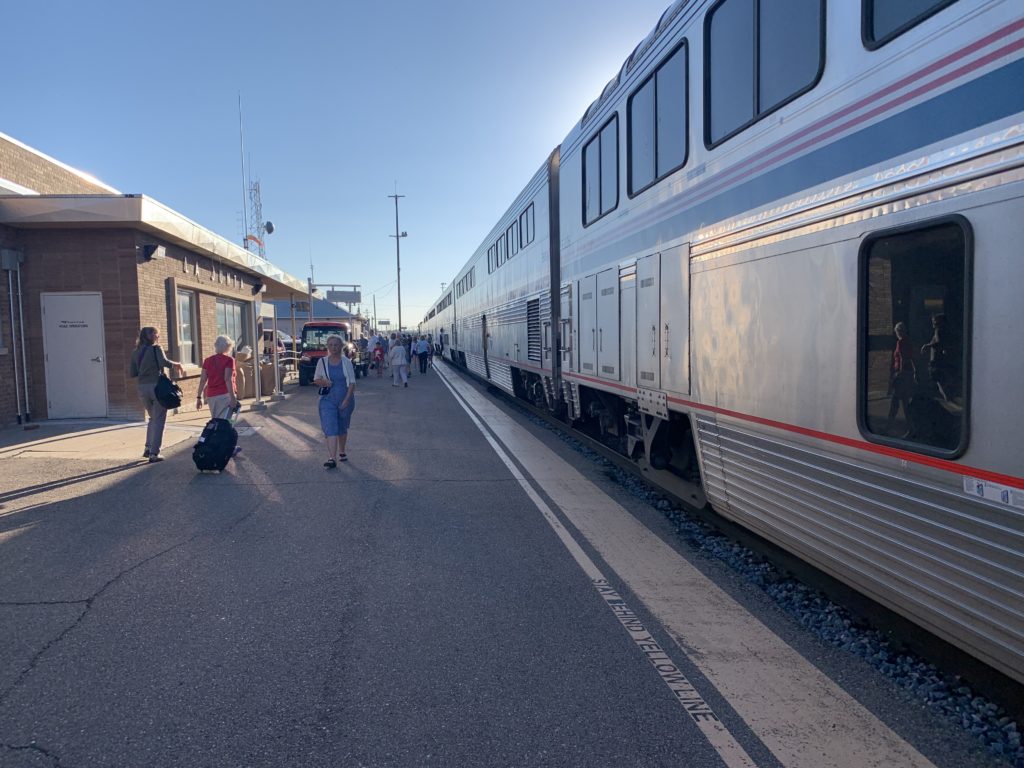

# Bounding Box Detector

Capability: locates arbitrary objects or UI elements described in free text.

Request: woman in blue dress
[313,335,356,468]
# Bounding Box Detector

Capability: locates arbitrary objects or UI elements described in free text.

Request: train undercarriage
[510,367,703,491]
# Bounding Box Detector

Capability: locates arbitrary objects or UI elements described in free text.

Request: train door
[596,268,619,380]
[637,253,661,389]
[579,274,597,375]
[619,269,636,389]
[660,243,690,394]
[482,314,491,379]
[560,284,573,370]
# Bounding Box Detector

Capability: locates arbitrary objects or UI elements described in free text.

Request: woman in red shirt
[196,335,239,419]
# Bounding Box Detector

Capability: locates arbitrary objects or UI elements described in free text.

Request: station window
[705,0,824,147]
[629,41,688,196]
[583,115,619,226]
[176,290,197,365]
[863,0,959,49]
[859,217,971,457]
[216,298,246,349]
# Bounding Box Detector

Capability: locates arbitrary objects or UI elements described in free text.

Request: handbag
[152,347,183,409]
[315,358,331,396]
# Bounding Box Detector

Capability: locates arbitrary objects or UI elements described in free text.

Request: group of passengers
[384,333,433,387]
[131,325,434,471]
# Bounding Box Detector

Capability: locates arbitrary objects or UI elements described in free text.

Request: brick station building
[0,132,307,427]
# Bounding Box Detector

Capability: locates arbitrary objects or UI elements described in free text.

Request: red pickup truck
[297,321,369,384]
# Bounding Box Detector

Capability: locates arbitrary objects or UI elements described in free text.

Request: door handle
[91,356,103,363]
[599,328,603,352]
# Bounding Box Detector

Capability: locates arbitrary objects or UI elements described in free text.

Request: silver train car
[422,0,1024,685]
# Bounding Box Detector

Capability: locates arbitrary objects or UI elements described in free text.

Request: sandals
[323,459,337,469]
[339,453,348,462]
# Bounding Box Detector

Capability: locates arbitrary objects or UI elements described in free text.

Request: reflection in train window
[860,218,971,456]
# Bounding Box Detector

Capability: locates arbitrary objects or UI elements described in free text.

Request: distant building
[0,132,308,425]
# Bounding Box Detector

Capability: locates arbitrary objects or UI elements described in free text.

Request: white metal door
[578,275,597,375]
[596,268,619,380]
[619,273,636,389]
[42,292,107,418]
[560,283,573,370]
[636,253,661,389]
[660,243,690,394]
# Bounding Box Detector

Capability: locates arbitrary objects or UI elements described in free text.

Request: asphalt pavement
[0,363,723,767]
[0,362,1009,768]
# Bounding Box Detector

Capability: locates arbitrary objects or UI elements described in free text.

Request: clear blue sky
[5,0,672,328]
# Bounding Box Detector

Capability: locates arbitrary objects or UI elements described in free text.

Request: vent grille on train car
[527,299,541,363]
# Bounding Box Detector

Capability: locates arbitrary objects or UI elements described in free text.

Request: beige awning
[0,193,307,298]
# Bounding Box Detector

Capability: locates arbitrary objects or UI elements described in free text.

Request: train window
[583,115,619,226]
[629,41,688,197]
[858,217,972,458]
[488,244,496,274]
[497,233,507,267]
[507,223,519,257]
[759,0,822,113]
[705,0,824,147]
[521,204,535,245]
[863,0,959,50]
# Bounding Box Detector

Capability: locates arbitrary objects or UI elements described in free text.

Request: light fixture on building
[140,244,166,260]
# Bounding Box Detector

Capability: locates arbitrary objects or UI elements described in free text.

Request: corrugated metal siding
[694,415,732,514]
[466,352,487,380]
[697,416,1024,681]
[527,299,541,362]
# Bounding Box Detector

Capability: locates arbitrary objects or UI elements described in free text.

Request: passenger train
[421,0,1024,686]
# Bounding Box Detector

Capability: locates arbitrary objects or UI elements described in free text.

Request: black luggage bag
[193,415,238,472]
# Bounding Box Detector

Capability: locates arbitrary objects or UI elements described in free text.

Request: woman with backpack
[129,327,184,463]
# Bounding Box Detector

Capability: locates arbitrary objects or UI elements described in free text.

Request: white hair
[214,335,234,353]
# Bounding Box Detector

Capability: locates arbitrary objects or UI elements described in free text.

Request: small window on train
[507,223,519,256]
[705,0,824,147]
[520,204,535,245]
[629,41,688,197]
[488,244,496,274]
[583,115,619,226]
[497,233,507,266]
[859,217,972,457]
[863,0,960,49]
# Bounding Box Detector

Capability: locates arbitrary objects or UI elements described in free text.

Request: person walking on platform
[389,332,409,387]
[372,341,385,377]
[314,335,356,468]
[196,335,239,420]
[129,326,184,463]
[416,335,430,373]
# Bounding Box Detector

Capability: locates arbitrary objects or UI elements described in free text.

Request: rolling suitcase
[193,404,240,472]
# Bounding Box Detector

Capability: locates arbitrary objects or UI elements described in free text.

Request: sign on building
[326,290,361,304]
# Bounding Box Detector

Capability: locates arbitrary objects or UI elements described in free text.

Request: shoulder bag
[153,347,183,409]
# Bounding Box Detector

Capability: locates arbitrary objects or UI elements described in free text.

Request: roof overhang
[0,194,307,297]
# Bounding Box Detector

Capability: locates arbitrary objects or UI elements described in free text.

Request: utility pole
[373,294,377,333]
[388,191,407,331]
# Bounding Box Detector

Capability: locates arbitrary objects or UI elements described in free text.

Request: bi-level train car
[422,0,1024,685]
